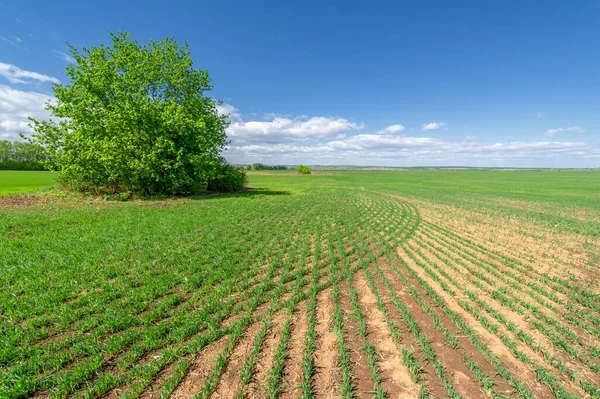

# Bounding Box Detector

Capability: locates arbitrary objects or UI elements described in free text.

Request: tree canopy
[29,32,244,195]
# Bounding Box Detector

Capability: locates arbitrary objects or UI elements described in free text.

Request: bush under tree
[28,32,245,195]
[206,163,248,192]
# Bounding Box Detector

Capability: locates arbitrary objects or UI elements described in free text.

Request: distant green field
[2,170,599,398]
[250,170,600,236]
[0,170,56,195]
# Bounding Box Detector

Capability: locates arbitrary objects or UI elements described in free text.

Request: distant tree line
[0,140,49,170]
[247,163,289,170]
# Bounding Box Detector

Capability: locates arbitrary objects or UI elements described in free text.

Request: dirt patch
[0,194,48,210]
[363,261,446,398]
[211,320,263,398]
[415,224,600,355]
[416,199,599,284]
[140,357,185,399]
[394,245,554,398]
[402,239,522,394]
[376,256,485,399]
[280,300,310,398]
[337,278,374,397]
[313,287,341,398]
[171,335,230,399]
[354,270,418,398]
[246,310,287,397]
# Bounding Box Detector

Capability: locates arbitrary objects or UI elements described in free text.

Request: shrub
[206,163,247,192]
[297,165,311,174]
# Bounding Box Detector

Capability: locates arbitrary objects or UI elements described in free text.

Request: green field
[0,171,56,195]
[1,170,599,398]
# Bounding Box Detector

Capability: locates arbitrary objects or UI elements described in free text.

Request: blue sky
[1,1,599,167]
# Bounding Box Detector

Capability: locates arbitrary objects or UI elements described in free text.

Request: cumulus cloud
[545,126,585,137]
[216,105,598,166]
[379,124,405,134]
[225,133,597,166]
[216,102,243,122]
[0,62,60,84]
[0,84,52,140]
[329,134,438,151]
[421,122,446,131]
[226,110,364,144]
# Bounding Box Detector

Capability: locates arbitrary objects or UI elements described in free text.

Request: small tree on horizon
[297,164,311,174]
[28,32,244,196]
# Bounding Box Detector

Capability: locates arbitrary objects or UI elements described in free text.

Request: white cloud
[329,134,438,151]
[530,111,545,119]
[0,84,52,140]
[217,106,599,166]
[225,134,597,166]
[0,62,60,84]
[0,36,22,46]
[379,124,405,134]
[421,122,446,131]
[227,113,364,144]
[544,126,585,137]
[53,50,75,63]
[216,102,242,122]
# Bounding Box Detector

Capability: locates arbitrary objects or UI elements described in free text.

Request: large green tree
[29,32,243,195]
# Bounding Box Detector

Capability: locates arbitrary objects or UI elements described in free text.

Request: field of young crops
[1,170,599,398]
[0,171,55,195]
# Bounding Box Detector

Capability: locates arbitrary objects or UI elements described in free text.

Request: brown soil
[417,199,599,283]
[365,261,448,398]
[246,310,287,397]
[354,271,419,398]
[376,256,487,399]
[140,357,186,399]
[211,320,263,398]
[337,278,375,397]
[394,245,555,398]
[312,287,341,398]
[280,300,310,398]
[411,230,600,377]
[416,222,600,352]
[171,335,230,399]
[0,194,49,210]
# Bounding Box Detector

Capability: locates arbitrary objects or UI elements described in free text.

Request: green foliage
[29,32,238,195]
[0,140,48,170]
[297,165,311,174]
[205,163,247,193]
